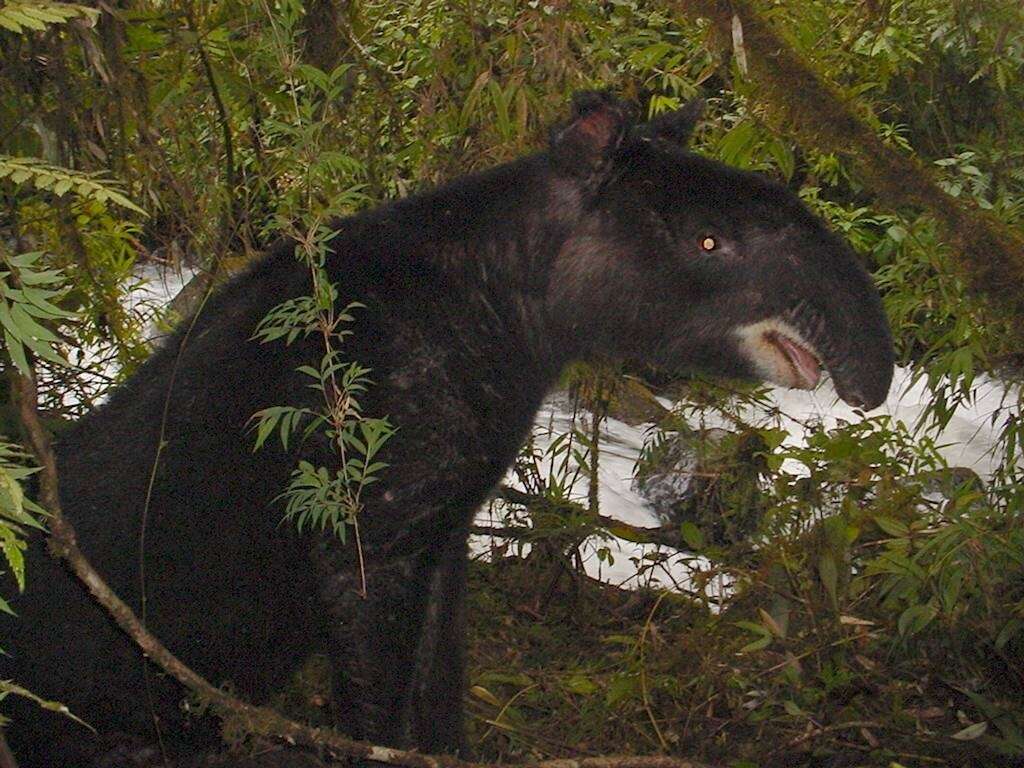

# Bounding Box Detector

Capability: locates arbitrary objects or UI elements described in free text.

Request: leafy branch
[0,1,97,34]
[0,247,72,611]
[250,231,395,594]
[247,5,394,597]
[0,441,45,608]
[0,251,76,376]
[0,156,145,215]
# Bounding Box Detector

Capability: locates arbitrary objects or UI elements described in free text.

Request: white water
[124,264,196,343]
[471,368,1020,591]
[57,265,195,411]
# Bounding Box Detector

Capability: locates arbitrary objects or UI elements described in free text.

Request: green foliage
[0,157,144,215]
[251,289,395,541]
[0,441,45,604]
[1,0,1023,762]
[0,248,67,613]
[0,251,75,375]
[244,5,394,554]
[476,349,1023,763]
[0,1,97,34]
[468,399,1024,766]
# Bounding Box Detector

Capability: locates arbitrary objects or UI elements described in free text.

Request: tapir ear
[634,99,705,145]
[549,90,632,183]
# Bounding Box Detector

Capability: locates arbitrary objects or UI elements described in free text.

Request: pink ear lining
[549,91,630,177]
[575,109,617,146]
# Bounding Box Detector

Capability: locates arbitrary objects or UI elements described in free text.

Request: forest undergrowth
[1,1,1023,766]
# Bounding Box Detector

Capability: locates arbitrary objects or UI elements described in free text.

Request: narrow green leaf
[680,521,704,550]
[898,602,937,638]
[951,722,988,741]
[3,329,29,376]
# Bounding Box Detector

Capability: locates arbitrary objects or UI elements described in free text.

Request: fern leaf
[0,1,98,35]
[0,156,145,214]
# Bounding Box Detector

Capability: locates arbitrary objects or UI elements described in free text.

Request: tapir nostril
[833,370,891,410]
[840,384,890,411]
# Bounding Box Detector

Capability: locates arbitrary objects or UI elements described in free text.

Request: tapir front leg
[405,528,470,753]
[321,524,471,755]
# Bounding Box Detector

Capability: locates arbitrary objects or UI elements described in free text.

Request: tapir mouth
[763,330,821,389]
[735,319,823,391]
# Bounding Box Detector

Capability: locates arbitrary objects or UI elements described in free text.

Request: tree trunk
[302,0,356,73]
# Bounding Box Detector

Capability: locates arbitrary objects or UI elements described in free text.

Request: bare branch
[496,486,694,550]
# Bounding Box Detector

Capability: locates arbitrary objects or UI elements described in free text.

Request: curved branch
[496,486,694,550]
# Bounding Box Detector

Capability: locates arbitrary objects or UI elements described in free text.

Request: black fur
[1,93,894,766]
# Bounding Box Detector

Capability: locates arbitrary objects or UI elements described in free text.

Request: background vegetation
[1,1,1022,766]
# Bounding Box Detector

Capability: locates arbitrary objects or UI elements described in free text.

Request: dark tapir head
[547,92,895,409]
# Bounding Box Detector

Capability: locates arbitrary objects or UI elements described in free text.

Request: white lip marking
[735,318,823,390]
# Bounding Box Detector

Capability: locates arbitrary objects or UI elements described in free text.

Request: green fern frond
[0,1,98,34]
[0,156,145,215]
[0,251,76,376]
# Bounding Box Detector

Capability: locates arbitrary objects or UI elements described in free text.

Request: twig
[181,0,238,252]
[770,720,883,754]
[497,486,718,552]
[638,592,670,751]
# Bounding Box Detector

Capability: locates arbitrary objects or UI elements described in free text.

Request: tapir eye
[700,236,717,251]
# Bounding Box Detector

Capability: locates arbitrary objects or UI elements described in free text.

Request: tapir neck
[313,159,594,551]
[332,154,589,380]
